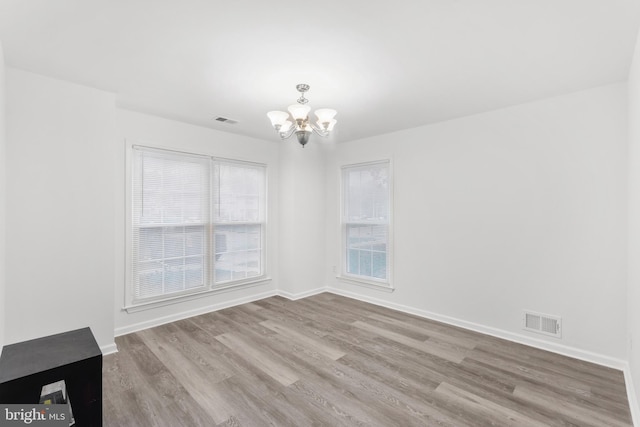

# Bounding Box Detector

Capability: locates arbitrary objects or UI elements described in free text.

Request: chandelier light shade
[267,84,337,147]
[288,104,311,121]
[267,110,289,128]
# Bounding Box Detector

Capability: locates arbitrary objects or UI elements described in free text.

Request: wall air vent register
[523,310,562,338]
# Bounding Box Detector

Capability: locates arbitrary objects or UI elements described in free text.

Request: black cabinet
[0,327,102,427]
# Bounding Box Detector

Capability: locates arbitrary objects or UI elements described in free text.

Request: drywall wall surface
[326,83,628,361]
[0,42,6,356]
[277,140,328,298]
[5,68,116,349]
[628,26,640,421]
[114,109,280,334]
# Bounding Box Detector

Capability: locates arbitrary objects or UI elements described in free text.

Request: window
[130,146,266,305]
[213,161,265,284]
[341,160,391,287]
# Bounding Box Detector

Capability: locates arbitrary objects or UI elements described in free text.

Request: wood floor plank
[285,380,376,426]
[179,317,289,400]
[136,328,234,424]
[260,319,346,360]
[463,354,632,421]
[466,345,595,395]
[280,340,462,427]
[323,328,557,425]
[352,320,468,363]
[513,383,632,427]
[140,323,233,384]
[477,339,626,384]
[103,293,633,426]
[367,312,478,349]
[435,382,550,427]
[215,332,300,386]
[104,335,217,427]
[213,374,311,427]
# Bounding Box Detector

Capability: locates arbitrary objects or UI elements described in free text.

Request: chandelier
[267,84,337,147]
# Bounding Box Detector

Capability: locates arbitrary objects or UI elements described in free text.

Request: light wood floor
[103,293,633,426]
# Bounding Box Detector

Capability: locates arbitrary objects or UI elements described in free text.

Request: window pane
[371,225,387,252]
[348,249,360,275]
[164,227,185,258]
[347,224,388,253]
[372,252,386,279]
[343,161,390,282]
[359,251,372,277]
[246,250,261,278]
[164,259,185,294]
[138,153,209,225]
[214,224,262,284]
[185,226,205,256]
[345,163,389,222]
[215,261,232,282]
[136,261,163,299]
[185,256,205,289]
[215,163,265,223]
[139,228,162,261]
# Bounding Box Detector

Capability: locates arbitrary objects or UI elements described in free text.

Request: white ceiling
[0,0,639,143]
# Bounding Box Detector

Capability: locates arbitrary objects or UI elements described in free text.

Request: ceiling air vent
[523,310,561,338]
[214,116,238,124]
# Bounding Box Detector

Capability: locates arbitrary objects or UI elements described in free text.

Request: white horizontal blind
[343,161,390,282]
[132,147,210,302]
[213,160,266,284]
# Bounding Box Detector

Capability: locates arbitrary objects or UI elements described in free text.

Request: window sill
[336,275,394,292]
[124,277,272,313]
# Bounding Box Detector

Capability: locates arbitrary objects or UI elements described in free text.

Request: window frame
[125,144,269,311]
[339,159,393,291]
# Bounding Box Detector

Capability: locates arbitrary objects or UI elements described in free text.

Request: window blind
[130,146,267,305]
[132,147,210,301]
[213,160,266,284]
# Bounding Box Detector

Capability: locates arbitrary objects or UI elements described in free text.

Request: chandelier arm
[310,123,330,137]
[268,84,336,145]
[279,125,296,140]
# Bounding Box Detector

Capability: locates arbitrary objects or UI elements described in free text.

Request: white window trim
[124,141,270,310]
[338,159,394,291]
[123,277,272,313]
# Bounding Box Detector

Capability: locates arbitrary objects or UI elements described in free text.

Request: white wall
[278,140,327,298]
[326,83,629,364]
[0,42,6,356]
[627,26,640,421]
[113,109,281,335]
[0,59,630,386]
[5,68,116,350]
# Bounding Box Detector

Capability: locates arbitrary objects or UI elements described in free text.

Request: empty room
[2,0,640,426]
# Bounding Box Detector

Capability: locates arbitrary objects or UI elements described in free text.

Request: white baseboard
[112,282,629,371]
[277,287,326,301]
[325,286,627,371]
[113,287,324,339]
[114,281,628,371]
[624,364,640,427]
[100,342,118,356]
[114,289,278,337]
